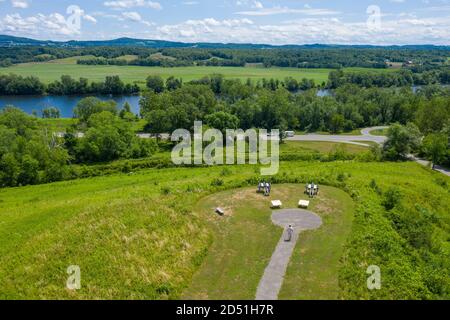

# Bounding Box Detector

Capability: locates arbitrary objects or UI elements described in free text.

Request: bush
[382,187,402,210]
[369,179,382,195]
[160,186,171,195]
[210,178,224,187]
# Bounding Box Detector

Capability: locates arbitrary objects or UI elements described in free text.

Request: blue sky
[0,0,450,45]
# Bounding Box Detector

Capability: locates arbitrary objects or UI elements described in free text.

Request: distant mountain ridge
[0,34,449,50]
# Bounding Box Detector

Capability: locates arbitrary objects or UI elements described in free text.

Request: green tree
[205,111,239,134]
[103,75,124,94]
[330,114,345,133]
[284,77,299,92]
[42,107,60,119]
[383,123,422,160]
[144,109,172,140]
[0,153,20,187]
[422,133,448,168]
[18,155,39,185]
[415,97,450,134]
[76,112,129,162]
[119,102,136,121]
[74,97,118,122]
[166,76,182,91]
[146,75,165,93]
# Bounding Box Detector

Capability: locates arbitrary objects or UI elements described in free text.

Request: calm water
[1,85,443,118]
[317,89,332,97]
[0,95,141,118]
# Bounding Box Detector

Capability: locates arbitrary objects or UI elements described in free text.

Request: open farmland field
[0,62,331,84]
[0,57,397,85]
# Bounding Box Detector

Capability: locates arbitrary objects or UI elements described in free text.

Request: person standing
[285,224,294,242]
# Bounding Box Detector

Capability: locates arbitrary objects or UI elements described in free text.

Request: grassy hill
[0,160,448,299]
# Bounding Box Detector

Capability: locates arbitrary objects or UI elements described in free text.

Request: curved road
[286,126,450,177]
[286,126,388,146]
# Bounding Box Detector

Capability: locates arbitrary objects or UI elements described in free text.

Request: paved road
[255,209,322,300]
[58,126,450,176]
[286,126,450,177]
[410,155,450,177]
[286,126,388,146]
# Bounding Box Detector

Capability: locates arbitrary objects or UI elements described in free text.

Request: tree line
[329,68,450,88]
[2,46,449,70]
[1,75,449,187]
[140,74,450,165]
[3,64,450,97]
[0,100,157,187]
[0,74,140,95]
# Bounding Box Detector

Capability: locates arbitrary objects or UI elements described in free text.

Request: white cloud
[11,0,29,8]
[236,0,263,8]
[122,11,142,22]
[92,10,153,26]
[150,15,450,45]
[158,18,254,39]
[103,0,162,10]
[1,0,450,45]
[0,10,98,38]
[236,6,340,16]
[1,13,77,36]
[83,15,97,23]
[253,1,263,9]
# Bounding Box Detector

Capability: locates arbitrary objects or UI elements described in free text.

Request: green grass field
[0,160,448,299]
[38,118,78,132]
[183,184,354,299]
[369,128,389,136]
[0,57,397,84]
[281,141,369,154]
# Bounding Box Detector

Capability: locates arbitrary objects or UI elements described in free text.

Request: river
[1,85,446,118]
[0,95,141,118]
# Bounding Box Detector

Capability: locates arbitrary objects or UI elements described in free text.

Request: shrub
[210,178,224,187]
[369,179,382,195]
[382,187,402,210]
[160,186,171,195]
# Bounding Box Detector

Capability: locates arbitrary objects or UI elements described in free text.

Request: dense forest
[1,45,449,69]
[75,47,450,69]
[329,69,450,88]
[1,73,449,187]
[141,75,449,155]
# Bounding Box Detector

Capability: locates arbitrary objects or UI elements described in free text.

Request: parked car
[285,131,295,137]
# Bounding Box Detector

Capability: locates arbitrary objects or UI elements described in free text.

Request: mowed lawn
[183,184,354,300]
[369,128,389,136]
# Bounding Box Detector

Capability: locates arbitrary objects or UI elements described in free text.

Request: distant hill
[0,34,449,50]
